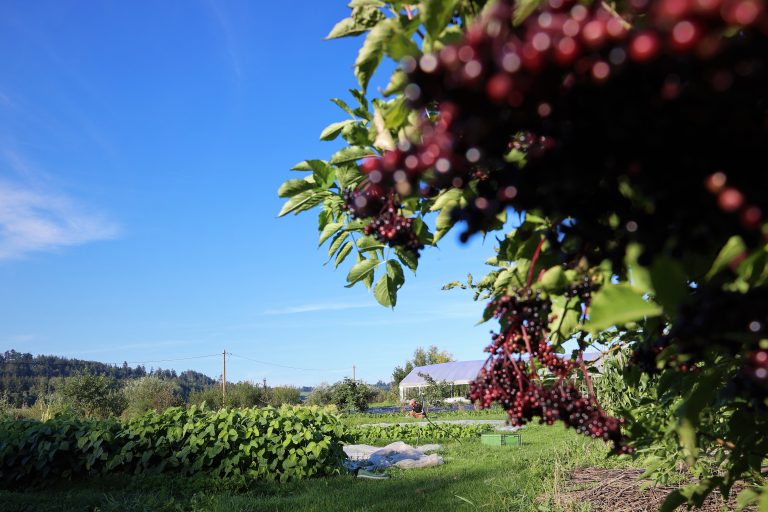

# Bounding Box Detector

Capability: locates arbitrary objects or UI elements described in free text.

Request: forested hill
[0,350,216,407]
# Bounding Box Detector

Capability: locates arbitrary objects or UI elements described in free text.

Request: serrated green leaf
[277,179,314,198]
[386,259,404,285]
[335,241,355,267]
[349,89,368,112]
[584,284,663,332]
[318,222,344,246]
[422,0,460,39]
[347,258,380,284]
[394,247,418,273]
[320,120,355,141]
[430,188,462,212]
[354,20,392,92]
[330,145,374,165]
[357,236,385,252]
[278,191,321,217]
[330,98,356,117]
[434,207,456,243]
[373,274,398,307]
[291,161,313,171]
[328,230,349,257]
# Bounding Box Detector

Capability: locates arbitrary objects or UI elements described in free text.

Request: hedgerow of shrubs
[0,405,349,487]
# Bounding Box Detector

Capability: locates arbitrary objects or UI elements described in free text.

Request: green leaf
[349,89,369,112]
[434,207,456,243]
[650,257,688,315]
[291,161,313,171]
[328,230,349,257]
[306,160,335,189]
[318,222,344,246]
[357,236,384,252]
[677,418,698,466]
[394,247,418,273]
[320,120,355,141]
[538,265,567,292]
[625,243,653,294]
[277,179,314,198]
[335,241,355,267]
[383,96,410,129]
[514,0,543,25]
[383,70,407,96]
[373,274,398,307]
[385,31,419,61]
[326,17,361,39]
[422,0,460,39]
[549,296,582,343]
[330,145,374,165]
[706,236,746,280]
[330,98,356,117]
[346,258,380,284]
[354,20,392,92]
[278,191,323,217]
[584,284,663,332]
[386,259,404,284]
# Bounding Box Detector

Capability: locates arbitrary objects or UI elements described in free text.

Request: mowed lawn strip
[0,424,635,512]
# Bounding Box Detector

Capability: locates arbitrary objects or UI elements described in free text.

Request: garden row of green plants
[0,405,348,487]
[348,423,496,444]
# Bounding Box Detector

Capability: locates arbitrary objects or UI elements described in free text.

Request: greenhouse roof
[399,360,486,388]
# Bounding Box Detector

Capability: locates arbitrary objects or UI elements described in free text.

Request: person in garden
[408,398,425,419]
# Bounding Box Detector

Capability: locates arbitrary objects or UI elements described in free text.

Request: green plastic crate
[481,432,522,446]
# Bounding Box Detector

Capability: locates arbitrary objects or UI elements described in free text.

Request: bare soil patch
[554,468,750,511]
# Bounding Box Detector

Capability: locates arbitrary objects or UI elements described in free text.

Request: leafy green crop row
[349,423,495,444]
[0,405,349,487]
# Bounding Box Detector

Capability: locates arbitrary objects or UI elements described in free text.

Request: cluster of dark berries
[342,184,388,219]
[360,0,768,262]
[363,205,424,251]
[565,275,595,302]
[485,289,552,344]
[470,360,631,453]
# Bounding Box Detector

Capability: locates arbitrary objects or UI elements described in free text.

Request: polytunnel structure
[398,360,486,402]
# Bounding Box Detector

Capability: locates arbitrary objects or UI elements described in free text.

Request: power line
[227,352,348,373]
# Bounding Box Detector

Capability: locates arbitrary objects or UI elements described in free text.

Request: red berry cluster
[472,285,629,452]
[342,179,423,251]
[470,358,631,453]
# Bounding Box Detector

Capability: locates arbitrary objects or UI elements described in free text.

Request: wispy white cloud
[0,177,119,261]
[263,302,375,315]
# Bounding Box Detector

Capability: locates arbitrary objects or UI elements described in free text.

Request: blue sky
[0,1,505,386]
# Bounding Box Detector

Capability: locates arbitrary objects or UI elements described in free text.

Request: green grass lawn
[0,424,634,512]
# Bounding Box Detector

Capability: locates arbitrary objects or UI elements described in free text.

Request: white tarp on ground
[343,442,443,470]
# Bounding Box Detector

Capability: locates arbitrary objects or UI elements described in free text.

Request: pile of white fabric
[343,442,443,470]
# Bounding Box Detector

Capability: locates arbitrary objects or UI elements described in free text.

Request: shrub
[329,378,378,413]
[188,381,267,409]
[59,372,126,419]
[123,376,183,417]
[267,385,301,406]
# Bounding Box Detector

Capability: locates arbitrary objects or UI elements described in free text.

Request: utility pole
[222,350,227,405]
[352,365,356,382]
[263,378,267,391]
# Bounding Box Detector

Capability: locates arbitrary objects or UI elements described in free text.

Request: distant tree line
[0,350,215,407]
